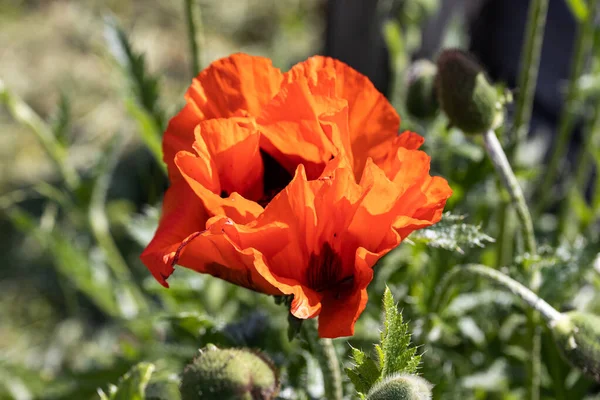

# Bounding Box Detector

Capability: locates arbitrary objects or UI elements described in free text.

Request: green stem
[536,1,597,213]
[303,320,343,400]
[558,98,600,235]
[484,130,537,256]
[495,195,515,268]
[509,0,548,160]
[434,264,561,324]
[0,79,80,191]
[89,136,149,315]
[526,316,542,400]
[184,0,202,77]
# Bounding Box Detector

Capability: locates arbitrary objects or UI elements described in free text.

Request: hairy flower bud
[435,49,501,134]
[551,312,600,382]
[366,374,433,400]
[179,345,279,400]
[405,60,439,120]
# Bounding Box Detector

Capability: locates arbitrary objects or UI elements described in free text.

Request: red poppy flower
[141,54,451,338]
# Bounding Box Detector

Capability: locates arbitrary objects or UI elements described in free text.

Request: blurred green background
[1,1,600,399]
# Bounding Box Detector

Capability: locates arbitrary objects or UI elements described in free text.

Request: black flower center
[259,150,293,207]
[306,242,354,297]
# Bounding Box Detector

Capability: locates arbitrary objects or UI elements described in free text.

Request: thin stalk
[509,0,548,160]
[558,99,600,234]
[483,127,541,400]
[0,79,80,191]
[536,1,597,213]
[303,320,343,400]
[433,264,562,325]
[184,0,202,77]
[484,130,537,256]
[526,317,542,400]
[495,195,515,268]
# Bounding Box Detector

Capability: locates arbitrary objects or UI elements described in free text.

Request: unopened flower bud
[435,49,502,134]
[179,345,279,400]
[366,374,433,400]
[405,60,439,120]
[551,311,600,381]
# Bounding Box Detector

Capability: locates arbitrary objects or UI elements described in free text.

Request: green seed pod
[551,311,600,382]
[366,374,433,400]
[405,60,439,120]
[179,345,279,400]
[435,49,501,134]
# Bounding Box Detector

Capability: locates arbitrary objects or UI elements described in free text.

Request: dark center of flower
[259,150,293,207]
[306,242,354,298]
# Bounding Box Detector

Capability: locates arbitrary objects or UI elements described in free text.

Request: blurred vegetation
[0,0,599,399]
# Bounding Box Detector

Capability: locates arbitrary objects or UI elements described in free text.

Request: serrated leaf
[100,362,155,400]
[520,237,599,304]
[345,287,421,396]
[381,287,421,377]
[344,347,381,395]
[409,212,494,253]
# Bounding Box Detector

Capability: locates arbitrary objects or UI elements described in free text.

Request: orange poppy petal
[318,289,368,338]
[286,56,400,177]
[257,75,348,179]
[169,216,324,319]
[162,54,283,181]
[140,181,209,287]
[163,104,201,182]
[194,118,264,200]
[186,53,283,119]
[175,150,264,224]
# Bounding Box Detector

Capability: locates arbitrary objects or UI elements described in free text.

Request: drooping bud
[405,60,439,120]
[551,311,600,382]
[366,374,433,400]
[435,49,502,134]
[179,345,279,400]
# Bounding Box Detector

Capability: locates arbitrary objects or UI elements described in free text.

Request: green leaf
[345,287,421,396]
[99,362,155,400]
[409,212,494,253]
[380,287,421,377]
[103,16,165,172]
[51,91,71,145]
[345,347,381,395]
[564,0,589,22]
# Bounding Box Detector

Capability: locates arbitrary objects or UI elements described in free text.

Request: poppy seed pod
[551,311,600,382]
[179,345,279,400]
[435,49,501,134]
[405,60,439,120]
[366,374,433,400]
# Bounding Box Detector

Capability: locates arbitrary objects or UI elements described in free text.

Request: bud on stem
[179,345,279,400]
[435,49,502,134]
[550,312,600,382]
[366,374,432,400]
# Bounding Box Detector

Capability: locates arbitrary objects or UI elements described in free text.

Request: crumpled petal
[140,181,209,287]
[286,56,401,178]
[163,54,283,181]
[175,118,265,224]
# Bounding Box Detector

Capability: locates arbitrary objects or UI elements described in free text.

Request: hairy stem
[484,130,537,256]
[434,264,562,325]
